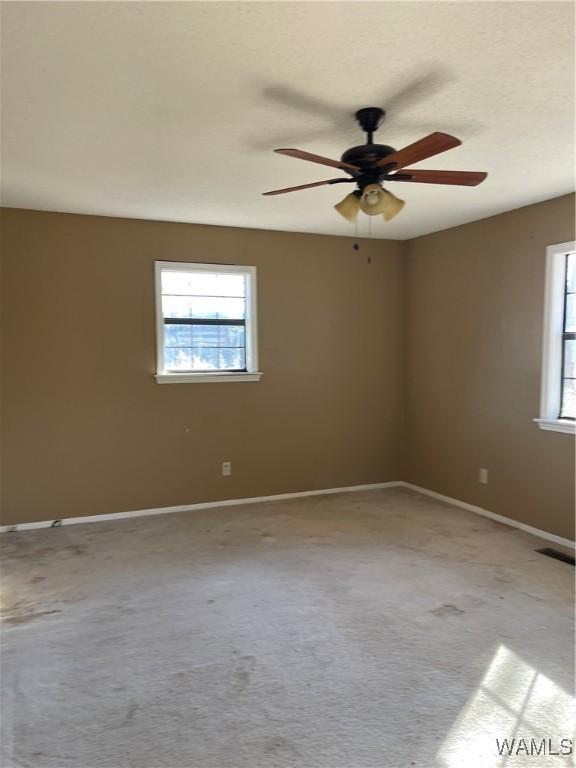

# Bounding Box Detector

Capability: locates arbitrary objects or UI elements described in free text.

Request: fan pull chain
[353,216,359,250]
[367,216,373,263]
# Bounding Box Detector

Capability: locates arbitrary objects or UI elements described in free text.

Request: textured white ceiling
[1,2,574,239]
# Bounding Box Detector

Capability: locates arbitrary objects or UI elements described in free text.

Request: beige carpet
[1,488,574,768]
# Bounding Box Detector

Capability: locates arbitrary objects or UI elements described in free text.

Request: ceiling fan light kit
[359,186,406,221]
[263,105,487,223]
[334,191,361,223]
[334,185,406,223]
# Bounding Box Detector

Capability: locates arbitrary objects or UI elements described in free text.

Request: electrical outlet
[479,468,488,485]
[222,461,232,477]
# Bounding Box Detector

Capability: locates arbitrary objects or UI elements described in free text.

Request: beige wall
[405,194,576,541]
[1,197,574,539]
[0,209,405,525]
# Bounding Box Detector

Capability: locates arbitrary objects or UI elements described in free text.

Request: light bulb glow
[359,184,405,221]
[364,190,381,207]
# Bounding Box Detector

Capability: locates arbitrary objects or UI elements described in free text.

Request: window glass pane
[162,271,245,298]
[218,325,245,347]
[566,252,576,293]
[165,347,219,371]
[191,325,220,347]
[162,295,245,319]
[164,324,193,347]
[563,340,576,379]
[191,324,245,348]
[164,324,245,349]
[564,292,576,333]
[164,347,195,371]
[218,348,245,369]
[560,377,576,419]
[164,347,244,372]
[190,348,221,370]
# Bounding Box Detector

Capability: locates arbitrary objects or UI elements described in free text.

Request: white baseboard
[1,480,573,551]
[0,481,403,532]
[401,482,575,551]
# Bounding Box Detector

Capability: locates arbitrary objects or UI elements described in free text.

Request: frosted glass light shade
[334,192,360,223]
[359,184,405,221]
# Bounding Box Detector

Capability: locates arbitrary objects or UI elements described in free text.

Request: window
[535,241,576,433]
[560,251,575,419]
[155,262,260,383]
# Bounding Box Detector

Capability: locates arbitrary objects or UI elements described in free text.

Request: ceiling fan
[262,107,487,222]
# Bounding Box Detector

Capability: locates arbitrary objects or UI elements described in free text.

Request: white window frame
[534,241,575,433]
[154,261,261,384]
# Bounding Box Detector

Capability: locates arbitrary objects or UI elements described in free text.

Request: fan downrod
[355,107,386,143]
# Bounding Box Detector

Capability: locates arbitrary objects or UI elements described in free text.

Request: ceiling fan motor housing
[341,107,397,182]
[341,143,397,171]
[341,144,398,191]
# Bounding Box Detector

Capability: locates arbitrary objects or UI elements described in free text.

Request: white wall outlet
[222,461,232,477]
[479,468,489,485]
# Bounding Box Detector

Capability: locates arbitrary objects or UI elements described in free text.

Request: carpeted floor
[1,488,574,768]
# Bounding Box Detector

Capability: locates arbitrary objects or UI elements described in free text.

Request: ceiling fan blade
[262,178,353,196]
[376,132,461,169]
[263,84,344,122]
[262,70,451,127]
[388,169,487,186]
[275,148,359,173]
[381,70,452,113]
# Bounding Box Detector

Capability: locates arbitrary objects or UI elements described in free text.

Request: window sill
[534,418,576,434]
[156,372,262,384]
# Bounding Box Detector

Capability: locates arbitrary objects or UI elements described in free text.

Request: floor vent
[536,547,575,566]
